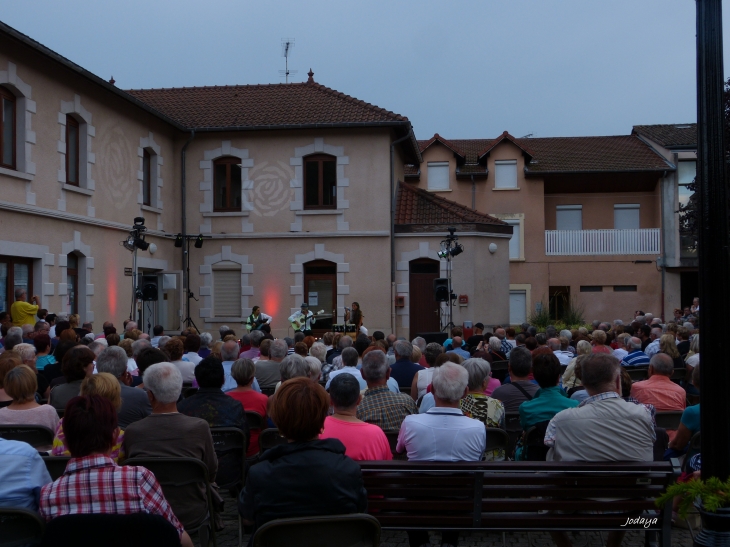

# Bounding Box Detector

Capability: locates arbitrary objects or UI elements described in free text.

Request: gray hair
[4,327,23,350]
[488,336,502,352]
[143,362,183,404]
[280,354,309,381]
[411,337,426,351]
[14,287,25,300]
[132,339,151,358]
[649,353,674,376]
[613,320,624,326]
[309,342,327,363]
[269,339,288,360]
[338,336,353,350]
[559,329,572,340]
[462,358,491,391]
[361,350,389,382]
[240,334,251,347]
[424,342,444,366]
[393,340,413,360]
[508,346,532,377]
[628,337,643,351]
[432,362,468,403]
[157,336,171,349]
[341,347,359,368]
[580,354,620,393]
[305,356,322,381]
[56,314,69,322]
[13,343,35,362]
[34,321,49,332]
[125,321,138,331]
[690,333,700,355]
[547,338,561,351]
[219,325,230,337]
[249,330,265,347]
[682,322,694,330]
[199,332,213,348]
[87,341,106,357]
[21,324,33,336]
[220,340,240,361]
[96,346,129,378]
[231,358,255,386]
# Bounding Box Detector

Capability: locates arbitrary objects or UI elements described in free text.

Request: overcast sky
[3,1,726,139]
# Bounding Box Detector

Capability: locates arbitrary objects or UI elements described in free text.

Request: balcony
[545,229,661,256]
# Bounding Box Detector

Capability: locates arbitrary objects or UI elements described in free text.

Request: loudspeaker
[416,332,448,345]
[139,274,158,301]
[433,278,449,302]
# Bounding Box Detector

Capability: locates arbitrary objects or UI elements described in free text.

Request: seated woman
[39,395,193,547]
[459,358,506,461]
[320,373,392,461]
[34,333,56,372]
[562,340,591,389]
[226,358,268,457]
[52,372,126,462]
[0,352,22,409]
[13,343,50,401]
[239,377,367,532]
[659,334,685,369]
[0,365,59,432]
[49,346,95,411]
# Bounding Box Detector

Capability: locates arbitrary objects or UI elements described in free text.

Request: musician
[246,306,272,332]
[288,303,316,336]
[344,302,365,334]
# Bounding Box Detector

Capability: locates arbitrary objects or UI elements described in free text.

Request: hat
[475,322,484,329]
[301,302,308,308]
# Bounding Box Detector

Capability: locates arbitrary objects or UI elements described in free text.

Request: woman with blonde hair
[51,372,126,461]
[68,314,80,330]
[659,333,684,369]
[562,340,591,389]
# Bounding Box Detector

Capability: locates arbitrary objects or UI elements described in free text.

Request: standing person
[690,297,700,316]
[288,303,316,336]
[344,302,365,334]
[10,288,39,328]
[246,306,272,332]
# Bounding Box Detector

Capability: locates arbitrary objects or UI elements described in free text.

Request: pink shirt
[485,377,501,396]
[630,374,686,412]
[320,416,392,461]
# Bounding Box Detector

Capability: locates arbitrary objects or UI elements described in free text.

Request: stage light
[437,249,449,259]
[174,234,183,248]
[134,238,149,251]
[121,235,136,252]
[194,234,204,248]
[450,244,464,257]
[133,217,146,228]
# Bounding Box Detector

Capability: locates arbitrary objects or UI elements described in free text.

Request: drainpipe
[471,174,476,209]
[181,130,195,322]
[391,132,413,335]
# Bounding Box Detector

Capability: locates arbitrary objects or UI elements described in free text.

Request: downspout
[391,132,413,335]
[471,174,476,209]
[181,130,195,323]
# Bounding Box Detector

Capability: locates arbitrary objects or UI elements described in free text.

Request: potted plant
[657,476,730,536]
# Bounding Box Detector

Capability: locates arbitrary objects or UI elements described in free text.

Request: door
[409,259,441,335]
[303,260,336,334]
[549,286,570,321]
[509,291,526,325]
[139,270,182,335]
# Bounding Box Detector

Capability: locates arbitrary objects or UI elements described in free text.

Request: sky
[2,0,726,140]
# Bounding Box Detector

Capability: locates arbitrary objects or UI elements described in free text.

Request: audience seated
[255,339,286,387]
[410,342,444,400]
[226,358,269,456]
[0,351,22,408]
[389,340,425,388]
[49,346,95,411]
[183,333,203,365]
[630,353,686,430]
[669,364,701,453]
[658,334,685,369]
[165,338,194,383]
[0,365,59,431]
[619,337,650,367]
[95,346,151,428]
[40,394,193,547]
[562,340,590,389]
[325,347,366,390]
[519,353,578,431]
[0,436,52,511]
[491,347,539,412]
[238,377,367,532]
[320,374,391,461]
[123,363,218,530]
[459,358,505,461]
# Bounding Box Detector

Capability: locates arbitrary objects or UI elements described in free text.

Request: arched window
[65,115,80,186]
[0,87,15,170]
[213,157,242,211]
[142,149,151,206]
[304,154,336,209]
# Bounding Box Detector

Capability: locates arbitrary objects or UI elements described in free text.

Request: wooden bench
[359,460,680,546]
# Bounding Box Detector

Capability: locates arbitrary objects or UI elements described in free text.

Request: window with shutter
[213,263,241,317]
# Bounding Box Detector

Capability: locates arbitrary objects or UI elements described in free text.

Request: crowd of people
[0,299,702,547]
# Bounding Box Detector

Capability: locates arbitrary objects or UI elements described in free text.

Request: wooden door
[303,260,336,334]
[409,259,441,335]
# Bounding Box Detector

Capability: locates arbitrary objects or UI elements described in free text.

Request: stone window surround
[289,138,349,232]
[395,242,447,329]
[0,239,54,310]
[59,231,94,322]
[0,62,37,206]
[490,212,525,261]
[290,243,349,323]
[138,132,164,230]
[199,141,253,234]
[57,95,95,218]
[199,245,253,323]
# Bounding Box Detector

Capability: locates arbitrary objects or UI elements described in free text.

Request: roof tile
[396,182,507,226]
[632,124,697,148]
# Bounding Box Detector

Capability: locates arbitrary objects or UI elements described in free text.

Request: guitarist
[246,305,272,332]
[288,302,316,336]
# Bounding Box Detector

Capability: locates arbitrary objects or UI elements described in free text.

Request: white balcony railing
[545,229,661,256]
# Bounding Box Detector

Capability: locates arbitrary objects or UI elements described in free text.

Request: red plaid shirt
[39,454,184,537]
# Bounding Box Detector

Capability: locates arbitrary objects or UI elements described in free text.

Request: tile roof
[477,131,535,161]
[126,80,409,129]
[395,182,508,226]
[632,124,697,148]
[419,133,466,160]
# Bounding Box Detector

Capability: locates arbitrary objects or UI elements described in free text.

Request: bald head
[649,353,674,377]
[628,337,642,351]
[547,338,560,351]
[452,336,462,347]
[495,328,506,340]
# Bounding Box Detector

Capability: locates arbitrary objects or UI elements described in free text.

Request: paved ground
[193,491,694,547]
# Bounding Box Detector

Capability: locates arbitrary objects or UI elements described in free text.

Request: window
[678,160,696,209]
[509,290,526,325]
[505,220,521,259]
[494,160,517,189]
[614,204,640,230]
[213,262,241,317]
[304,154,336,209]
[0,87,15,169]
[427,162,450,191]
[65,116,80,185]
[0,256,33,314]
[67,253,78,315]
[213,157,242,211]
[613,285,637,292]
[556,205,582,230]
[580,286,603,292]
[142,149,151,206]
[303,260,336,331]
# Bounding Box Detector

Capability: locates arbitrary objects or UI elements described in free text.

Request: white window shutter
[213,268,241,317]
[427,162,450,190]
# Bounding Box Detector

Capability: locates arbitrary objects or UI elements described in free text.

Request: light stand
[172,233,210,333]
[120,217,150,322]
[437,227,465,333]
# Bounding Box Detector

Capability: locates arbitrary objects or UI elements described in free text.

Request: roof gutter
[524,167,676,177]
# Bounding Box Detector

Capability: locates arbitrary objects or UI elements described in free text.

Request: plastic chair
[0,425,54,452]
[490,360,510,383]
[210,427,247,490]
[523,422,550,461]
[252,513,380,547]
[485,427,509,453]
[260,386,276,397]
[0,507,45,547]
[42,456,72,480]
[689,431,701,452]
[503,412,522,459]
[258,428,287,454]
[39,512,179,547]
[384,431,407,460]
[627,367,649,382]
[655,411,683,430]
[245,411,266,431]
[124,457,217,547]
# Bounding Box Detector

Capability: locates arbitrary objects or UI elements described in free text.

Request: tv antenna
[280,38,297,83]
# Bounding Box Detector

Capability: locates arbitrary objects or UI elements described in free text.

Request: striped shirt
[356,385,418,432]
[621,349,650,367]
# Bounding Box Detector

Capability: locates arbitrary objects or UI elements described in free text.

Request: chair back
[0,425,54,451]
[182,387,198,399]
[689,431,701,452]
[484,427,508,453]
[252,513,380,547]
[502,412,522,459]
[39,512,179,547]
[210,427,247,491]
[398,386,411,395]
[0,508,45,547]
[653,427,669,461]
[384,431,407,461]
[655,411,683,430]
[490,360,509,382]
[670,368,687,383]
[245,410,266,431]
[42,456,72,480]
[260,386,276,397]
[523,421,550,461]
[627,367,649,381]
[259,428,287,454]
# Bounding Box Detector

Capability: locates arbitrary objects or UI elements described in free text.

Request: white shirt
[171,359,195,383]
[644,339,661,358]
[396,407,486,462]
[415,368,435,399]
[126,358,138,374]
[288,310,316,331]
[326,367,366,390]
[613,348,629,361]
[553,350,573,365]
[184,352,202,365]
[150,336,162,348]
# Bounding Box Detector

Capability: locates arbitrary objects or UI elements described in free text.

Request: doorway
[549,286,570,321]
[303,260,336,334]
[409,259,441,336]
[680,271,699,310]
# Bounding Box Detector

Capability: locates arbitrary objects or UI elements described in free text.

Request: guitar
[290,310,325,331]
[249,316,268,331]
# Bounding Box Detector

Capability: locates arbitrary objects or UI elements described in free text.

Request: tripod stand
[438,227,464,333]
[182,236,200,333]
